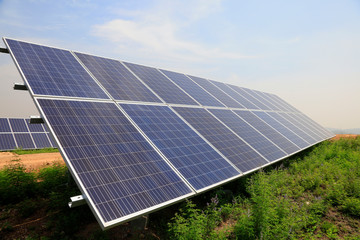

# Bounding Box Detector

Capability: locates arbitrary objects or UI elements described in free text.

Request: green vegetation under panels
[0,137,359,239]
[10,147,59,155]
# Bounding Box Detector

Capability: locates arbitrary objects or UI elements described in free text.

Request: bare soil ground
[0,152,63,170]
[331,134,359,141]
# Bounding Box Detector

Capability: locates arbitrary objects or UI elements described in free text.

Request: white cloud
[91,0,255,63]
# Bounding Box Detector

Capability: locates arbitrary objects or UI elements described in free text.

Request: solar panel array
[0,118,55,151]
[3,37,334,230]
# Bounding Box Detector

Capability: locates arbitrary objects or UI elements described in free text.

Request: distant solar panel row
[3,38,334,230]
[0,118,55,150]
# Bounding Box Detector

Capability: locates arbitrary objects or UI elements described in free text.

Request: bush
[168,199,222,240]
[17,198,38,218]
[37,163,68,196]
[0,161,36,204]
[341,197,360,217]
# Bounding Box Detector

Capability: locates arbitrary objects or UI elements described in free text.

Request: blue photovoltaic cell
[279,113,322,142]
[75,52,162,103]
[252,111,309,149]
[0,134,17,150]
[229,85,271,110]
[271,94,299,113]
[159,69,224,107]
[299,114,334,138]
[266,112,316,145]
[266,94,292,112]
[173,107,268,173]
[47,133,56,148]
[32,133,52,148]
[209,109,286,162]
[250,90,281,111]
[9,118,28,132]
[259,92,287,111]
[287,113,325,140]
[210,81,259,109]
[14,133,35,149]
[0,118,55,151]
[0,118,11,132]
[37,99,192,225]
[121,104,239,190]
[234,110,300,155]
[188,75,244,109]
[5,39,109,99]
[26,119,45,132]
[124,62,198,105]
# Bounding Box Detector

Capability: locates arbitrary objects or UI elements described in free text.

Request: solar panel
[188,75,245,108]
[160,69,224,107]
[32,133,52,148]
[75,52,162,103]
[0,118,11,132]
[270,94,300,113]
[124,62,198,105]
[121,104,240,190]
[3,37,334,230]
[252,111,309,149]
[210,80,260,109]
[279,113,323,142]
[208,109,287,162]
[0,118,55,150]
[299,113,334,138]
[36,98,193,228]
[26,118,45,132]
[266,112,317,144]
[250,90,281,111]
[14,133,35,149]
[173,107,268,172]
[233,110,300,154]
[4,39,109,99]
[9,118,28,132]
[287,113,326,140]
[47,133,56,147]
[0,134,17,151]
[228,85,271,110]
[257,92,287,112]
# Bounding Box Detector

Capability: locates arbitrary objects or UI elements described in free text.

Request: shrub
[0,161,36,204]
[37,163,68,196]
[17,198,38,218]
[168,199,222,240]
[341,197,360,217]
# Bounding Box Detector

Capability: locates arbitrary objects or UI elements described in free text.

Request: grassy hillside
[0,137,359,239]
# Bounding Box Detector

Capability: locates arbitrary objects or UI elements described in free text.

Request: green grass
[10,147,58,155]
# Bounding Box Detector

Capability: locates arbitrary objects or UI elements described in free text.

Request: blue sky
[0,0,359,129]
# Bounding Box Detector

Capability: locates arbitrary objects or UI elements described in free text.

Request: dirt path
[0,152,64,170]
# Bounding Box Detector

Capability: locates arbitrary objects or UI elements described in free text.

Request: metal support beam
[29,116,44,124]
[68,195,86,208]
[14,83,28,91]
[0,48,9,54]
